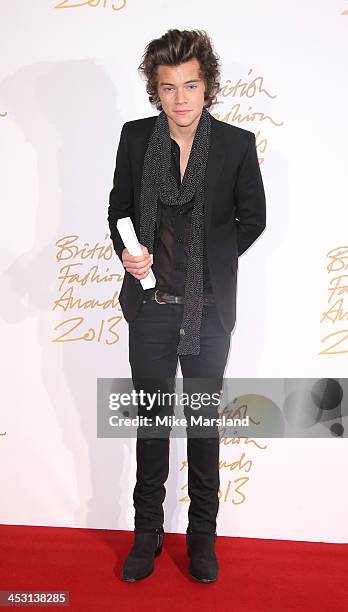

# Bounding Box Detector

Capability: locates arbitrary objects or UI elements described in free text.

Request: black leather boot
[186,529,218,582]
[122,527,164,582]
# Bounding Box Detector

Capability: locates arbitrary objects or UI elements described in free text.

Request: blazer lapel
[203,115,226,235]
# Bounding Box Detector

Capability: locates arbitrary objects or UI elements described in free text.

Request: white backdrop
[1,0,348,543]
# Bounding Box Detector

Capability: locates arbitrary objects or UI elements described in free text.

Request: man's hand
[122,244,152,281]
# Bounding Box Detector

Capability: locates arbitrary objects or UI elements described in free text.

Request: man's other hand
[122,245,153,280]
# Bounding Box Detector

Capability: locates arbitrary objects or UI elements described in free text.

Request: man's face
[156,57,206,129]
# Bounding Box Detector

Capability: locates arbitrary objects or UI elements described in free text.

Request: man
[108,29,266,582]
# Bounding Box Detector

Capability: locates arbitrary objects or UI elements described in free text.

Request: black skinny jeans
[128,299,231,533]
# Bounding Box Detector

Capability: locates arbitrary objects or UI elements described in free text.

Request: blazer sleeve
[234,133,266,257]
[107,122,134,262]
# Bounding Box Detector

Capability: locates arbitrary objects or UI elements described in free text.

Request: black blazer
[108,113,266,333]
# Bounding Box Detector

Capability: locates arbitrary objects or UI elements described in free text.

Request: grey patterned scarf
[139,107,211,355]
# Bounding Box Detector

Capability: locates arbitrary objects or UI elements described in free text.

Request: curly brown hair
[138,29,220,111]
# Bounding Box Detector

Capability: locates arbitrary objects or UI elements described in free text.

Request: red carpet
[0,525,347,611]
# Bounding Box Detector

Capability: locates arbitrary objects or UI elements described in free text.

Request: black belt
[143,288,215,305]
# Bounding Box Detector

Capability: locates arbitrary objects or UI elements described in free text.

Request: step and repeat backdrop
[1,1,348,543]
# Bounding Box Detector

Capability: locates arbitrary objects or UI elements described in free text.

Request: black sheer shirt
[151,137,212,296]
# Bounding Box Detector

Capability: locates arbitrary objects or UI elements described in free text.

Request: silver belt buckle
[154,289,167,304]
